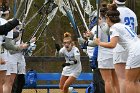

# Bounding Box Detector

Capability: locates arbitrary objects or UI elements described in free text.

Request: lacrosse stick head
[80,0,93,15]
[90,10,97,21]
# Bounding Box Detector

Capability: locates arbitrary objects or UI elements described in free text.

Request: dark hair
[100,2,108,17]
[106,4,120,23]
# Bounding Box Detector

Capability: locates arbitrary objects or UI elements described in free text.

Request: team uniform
[0,20,16,75]
[110,23,140,69]
[9,40,26,74]
[86,27,96,58]
[2,30,15,75]
[16,40,26,74]
[87,43,95,58]
[113,6,138,64]
[92,23,114,69]
[0,18,12,71]
[59,46,82,78]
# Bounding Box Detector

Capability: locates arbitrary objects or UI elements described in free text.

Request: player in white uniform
[112,0,138,93]
[11,27,36,93]
[95,4,140,93]
[2,30,28,93]
[0,17,8,93]
[11,38,26,93]
[78,2,119,93]
[94,3,119,93]
[0,17,20,93]
[3,29,35,93]
[0,3,20,93]
[56,32,82,93]
[89,25,119,93]
[0,9,29,93]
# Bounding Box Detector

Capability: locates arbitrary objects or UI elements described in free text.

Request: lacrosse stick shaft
[15,0,24,18]
[63,0,82,37]
[63,5,82,38]
[13,0,17,16]
[25,0,33,18]
[96,0,100,38]
[20,0,33,43]
[68,1,82,38]
[73,0,89,31]
[22,0,33,24]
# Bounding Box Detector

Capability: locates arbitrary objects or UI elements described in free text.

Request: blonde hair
[64,32,71,37]
[63,32,75,45]
[63,32,72,41]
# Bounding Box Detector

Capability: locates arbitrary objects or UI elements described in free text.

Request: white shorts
[17,61,26,74]
[126,54,140,69]
[0,64,7,71]
[6,64,17,75]
[1,52,8,71]
[113,51,128,64]
[126,41,140,69]
[98,58,114,69]
[62,71,81,78]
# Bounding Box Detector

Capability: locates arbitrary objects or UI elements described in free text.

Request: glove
[28,42,36,51]
[68,60,77,65]
[55,43,60,51]
[61,63,71,67]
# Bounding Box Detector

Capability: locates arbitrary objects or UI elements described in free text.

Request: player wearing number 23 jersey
[117,6,138,32]
[113,1,138,64]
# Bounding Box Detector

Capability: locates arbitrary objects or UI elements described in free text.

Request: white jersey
[110,23,140,68]
[114,6,138,52]
[0,18,13,69]
[86,44,94,58]
[118,6,138,31]
[110,23,139,50]
[93,24,113,61]
[86,26,97,58]
[59,46,82,77]
[0,18,13,44]
[2,28,13,65]
[0,18,13,70]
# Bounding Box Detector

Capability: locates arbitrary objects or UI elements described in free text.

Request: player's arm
[0,18,19,35]
[95,36,118,48]
[3,37,22,51]
[3,34,29,51]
